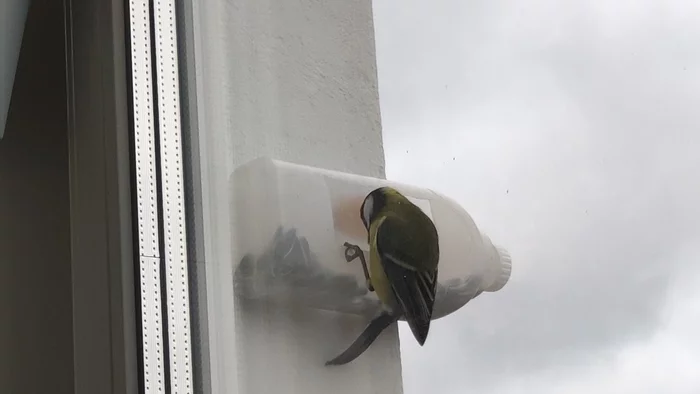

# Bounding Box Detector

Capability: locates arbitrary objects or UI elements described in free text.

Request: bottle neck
[480,234,512,292]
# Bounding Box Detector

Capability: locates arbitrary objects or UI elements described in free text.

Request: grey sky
[373,0,700,393]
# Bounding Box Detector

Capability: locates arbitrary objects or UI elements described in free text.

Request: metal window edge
[64,0,139,392]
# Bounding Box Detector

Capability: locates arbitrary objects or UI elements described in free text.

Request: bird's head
[360,186,407,230]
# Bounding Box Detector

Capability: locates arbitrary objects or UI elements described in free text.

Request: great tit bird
[326,186,440,365]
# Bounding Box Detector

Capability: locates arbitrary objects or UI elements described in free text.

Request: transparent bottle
[231,157,512,320]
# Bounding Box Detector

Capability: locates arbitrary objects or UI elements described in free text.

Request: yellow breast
[368,217,394,308]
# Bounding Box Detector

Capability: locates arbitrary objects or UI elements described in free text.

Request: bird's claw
[344,242,362,263]
[343,242,374,293]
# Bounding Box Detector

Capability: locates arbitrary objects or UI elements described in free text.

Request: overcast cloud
[372,1,700,393]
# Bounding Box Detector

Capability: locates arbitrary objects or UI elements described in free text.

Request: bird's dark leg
[343,242,374,292]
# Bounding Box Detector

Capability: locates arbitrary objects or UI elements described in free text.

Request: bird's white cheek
[362,196,373,225]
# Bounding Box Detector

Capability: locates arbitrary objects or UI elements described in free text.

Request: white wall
[187,0,401,392]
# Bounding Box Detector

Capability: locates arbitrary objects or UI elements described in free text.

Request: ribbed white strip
[128,0,166,392]
[153,1,194,393]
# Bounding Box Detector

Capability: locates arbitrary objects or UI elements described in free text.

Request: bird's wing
[376,216,438,345]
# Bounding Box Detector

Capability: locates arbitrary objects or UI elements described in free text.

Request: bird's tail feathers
[325,311,398,366]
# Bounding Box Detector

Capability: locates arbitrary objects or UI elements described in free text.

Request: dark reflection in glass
[234,226,484,320]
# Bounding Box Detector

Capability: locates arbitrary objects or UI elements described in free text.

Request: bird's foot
[343,242,374,292]
[343,242,362,262]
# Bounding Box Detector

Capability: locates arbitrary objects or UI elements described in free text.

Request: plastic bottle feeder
[231,157,512,320]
